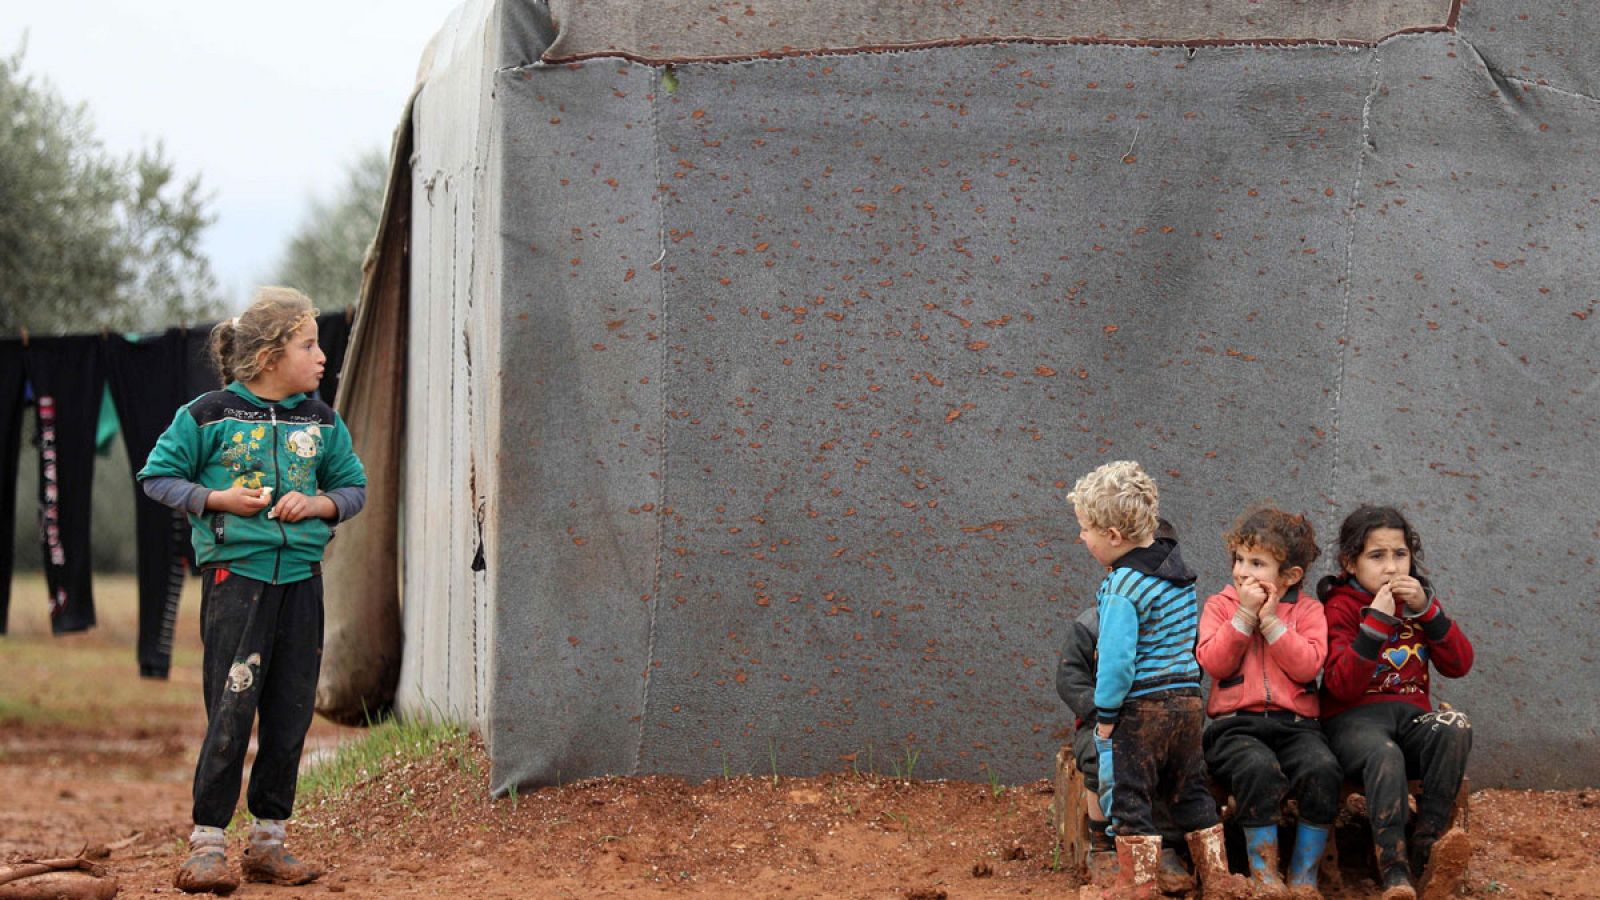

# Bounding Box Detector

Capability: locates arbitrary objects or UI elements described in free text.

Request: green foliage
[297,715,468,804]
[0,46,222,334]
[985,765,1006,799]
[891,746,920,781]
[272,148,386,310]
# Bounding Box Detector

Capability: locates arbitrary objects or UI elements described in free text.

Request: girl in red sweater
[1196,508,1340,897]
[1319,506,1474,900]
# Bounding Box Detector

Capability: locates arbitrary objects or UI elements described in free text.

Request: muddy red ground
[4,581,1600,898]
[9,716,1600,898]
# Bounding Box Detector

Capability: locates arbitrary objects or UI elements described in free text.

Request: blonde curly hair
[207,286,319,386]
[1068,460,1160,543]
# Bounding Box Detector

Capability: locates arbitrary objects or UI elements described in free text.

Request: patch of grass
[0,694,48,727]
[890,746,920,781]
[298,715,468,803]
[862,744,876,777]
[980,764,1007,799]
[0,574,202,733]
[828,785,856,817]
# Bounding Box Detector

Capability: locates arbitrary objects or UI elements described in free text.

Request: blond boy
[1069,461,1240,896]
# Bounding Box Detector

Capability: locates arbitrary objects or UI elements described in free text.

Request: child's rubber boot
[1156,845,1196,895]
[1242,825,1290,898]
[1087,822,1119,886]
[1285,822,1330,899]
[1415,827,1471,900]
[241,819,325,886]
[1114,833,1162,900]
[1380,863,1417,900]
[1185,823,1253,900]
[174,826,238,895]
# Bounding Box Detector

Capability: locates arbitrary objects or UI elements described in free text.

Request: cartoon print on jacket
[282,426,324,490]
[1371,621,1429,696]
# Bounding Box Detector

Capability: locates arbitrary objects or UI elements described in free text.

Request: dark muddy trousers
[192,569,324,828]
[1107,689,1220,837]
[1324,701,1472,874]
[1203,714,1342,827]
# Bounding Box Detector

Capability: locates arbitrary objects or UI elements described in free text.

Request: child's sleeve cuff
[1420,607,1453,641]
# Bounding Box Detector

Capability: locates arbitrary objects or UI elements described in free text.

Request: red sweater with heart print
[1318,576,1475,720]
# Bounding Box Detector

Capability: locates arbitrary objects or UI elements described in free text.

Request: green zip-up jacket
[138,382,366,584]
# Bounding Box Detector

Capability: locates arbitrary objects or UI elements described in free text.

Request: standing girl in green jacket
[139,287,366,894]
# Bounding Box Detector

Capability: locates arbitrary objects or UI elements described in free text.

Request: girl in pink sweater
[1196,508,1341,897]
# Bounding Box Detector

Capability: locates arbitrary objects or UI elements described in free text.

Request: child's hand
[207,485,269,517]
[1389,574,1429,615]
[1370,583,1398,617]
[1096,722,1115,740]
[272,491,335,523]
[1236,577,1267,614]
[1258,585,1281,627]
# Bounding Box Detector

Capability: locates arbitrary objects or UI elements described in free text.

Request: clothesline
[0,310,354,678]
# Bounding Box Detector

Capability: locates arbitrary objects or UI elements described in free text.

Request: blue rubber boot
[1243,825,1289,895]
[1288,822,1330,893]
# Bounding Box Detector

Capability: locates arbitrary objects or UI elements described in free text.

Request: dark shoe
[1380,863,1417,900]
[242,843,325,885]
[1087,847,1120,886]
[1417,827,1471,899]
[1156,846,1196,895]
[174,849,239,895]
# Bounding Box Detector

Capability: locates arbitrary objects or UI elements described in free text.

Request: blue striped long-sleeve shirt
[1093,538,1203,724]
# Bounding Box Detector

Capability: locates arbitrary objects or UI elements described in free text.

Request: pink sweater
[1195,585,1327,720]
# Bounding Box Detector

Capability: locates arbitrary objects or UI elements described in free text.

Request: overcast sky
[4,2,462,312]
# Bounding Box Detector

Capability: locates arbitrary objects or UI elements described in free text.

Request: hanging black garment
[0,339,26,634]
[22,336,105,633]
[105,329,193,676]
[315,310,352,406]
[185,323,222,397]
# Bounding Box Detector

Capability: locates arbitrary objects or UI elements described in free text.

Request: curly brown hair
[1224,507,1320,579]
[207,286,319,386]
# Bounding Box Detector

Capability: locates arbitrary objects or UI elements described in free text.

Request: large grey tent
[321,0,1600,793]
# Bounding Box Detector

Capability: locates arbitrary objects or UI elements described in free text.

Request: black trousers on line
[0,340,26,633]
[1324,701,1472,875]
[106,329,193,677]
[192,570,324,828]
[314,310,351,407]
[22,337,104,633]
[1203,714,1343,827]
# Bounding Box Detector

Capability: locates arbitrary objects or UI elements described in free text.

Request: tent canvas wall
[325,0,1600,792]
